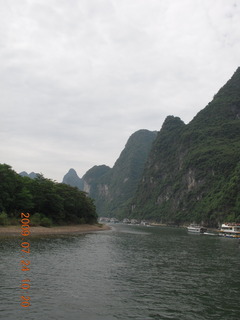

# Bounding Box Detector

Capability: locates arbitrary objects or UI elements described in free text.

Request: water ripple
[0,225,240,319]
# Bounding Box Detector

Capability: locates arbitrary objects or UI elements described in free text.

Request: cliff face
[131,67,240,226]
[82,165,111,212]
[82,129,157,217]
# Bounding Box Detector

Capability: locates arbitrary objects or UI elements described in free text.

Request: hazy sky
[1,0,240,182]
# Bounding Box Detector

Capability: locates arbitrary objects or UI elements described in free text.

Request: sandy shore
[0,224,111,236]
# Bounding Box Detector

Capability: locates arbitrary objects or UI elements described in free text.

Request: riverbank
[0,224,111,236]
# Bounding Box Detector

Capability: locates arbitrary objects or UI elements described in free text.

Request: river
[0,224,240,320]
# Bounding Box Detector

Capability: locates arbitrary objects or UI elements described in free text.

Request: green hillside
[131,67,240,227]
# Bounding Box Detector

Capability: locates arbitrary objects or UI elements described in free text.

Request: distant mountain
[62,68,240,226]
[63,129,157,218]
[62,168,83,190]
[82,129,157,218]
[19,171,38,179]
[82,165,111,194]
[130,67,240,227]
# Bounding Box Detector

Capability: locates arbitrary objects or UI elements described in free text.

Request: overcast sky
[1,0,240,182]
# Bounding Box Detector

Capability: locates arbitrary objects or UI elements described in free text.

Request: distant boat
[187,224,207,234]
[218,223,240,238]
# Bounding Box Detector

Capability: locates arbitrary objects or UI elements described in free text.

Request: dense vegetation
[131,67,240,227]
[0,164,97,226]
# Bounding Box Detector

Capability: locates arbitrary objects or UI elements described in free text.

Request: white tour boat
[218,223,240,238]
[187,224,207,234]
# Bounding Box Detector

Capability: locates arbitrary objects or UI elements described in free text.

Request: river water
[0,224,240,320]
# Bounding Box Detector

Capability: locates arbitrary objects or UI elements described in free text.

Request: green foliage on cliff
[0,164,97,226]
[131,67,240,227]
[83,130,157,218]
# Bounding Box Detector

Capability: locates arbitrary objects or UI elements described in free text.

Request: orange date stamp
[20,212,31,308]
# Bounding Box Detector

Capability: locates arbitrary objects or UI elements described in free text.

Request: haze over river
[1,224,240,320]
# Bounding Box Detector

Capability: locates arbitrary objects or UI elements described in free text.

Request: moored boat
[187,224,207,234]
[218,223,240,238]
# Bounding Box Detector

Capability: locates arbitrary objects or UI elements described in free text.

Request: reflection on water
[0,224,240,320]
